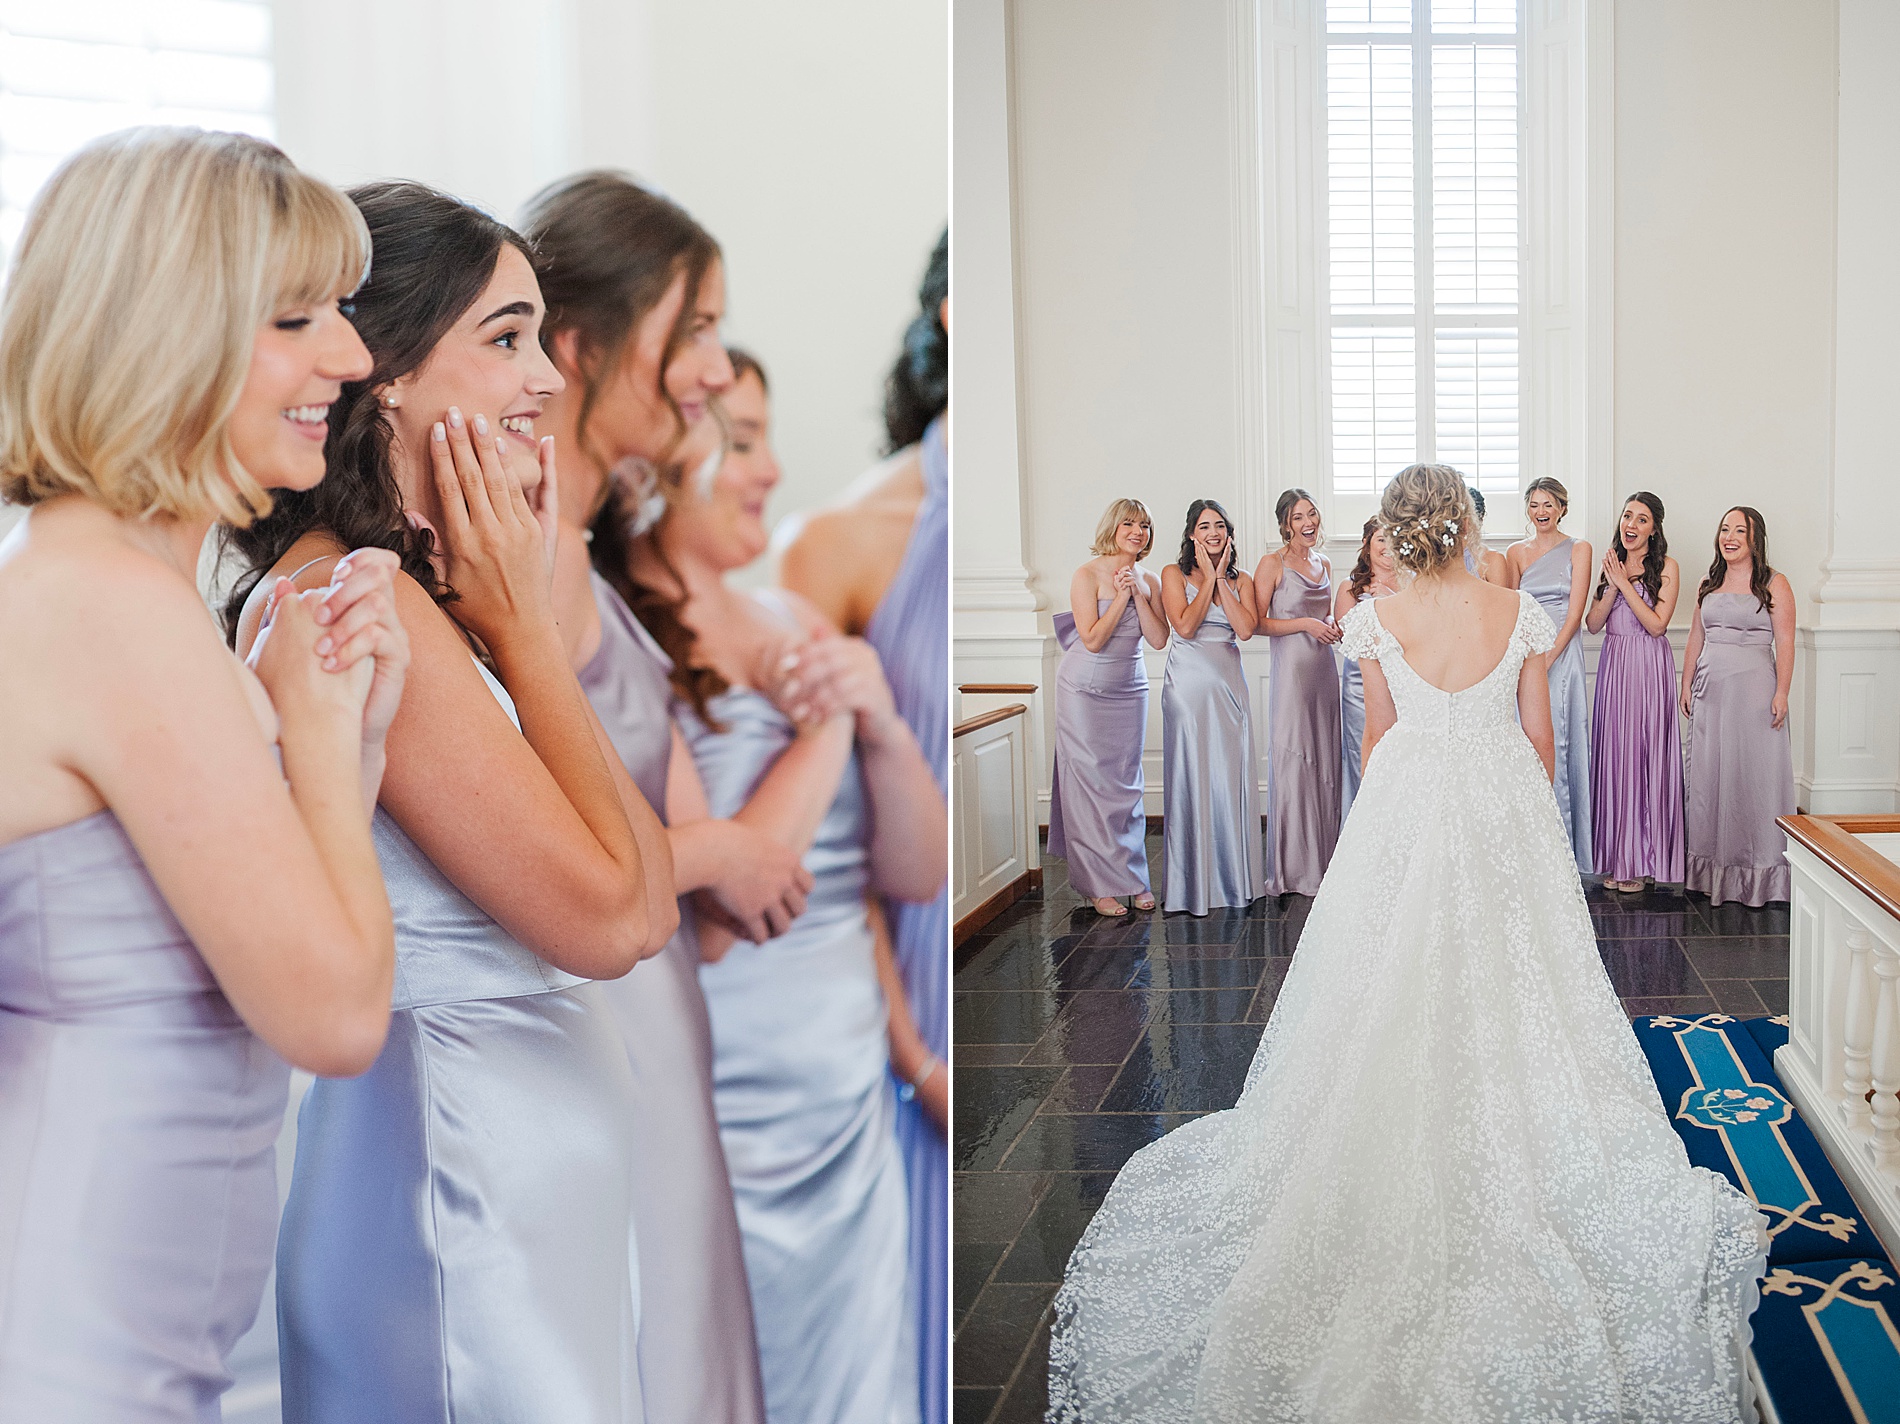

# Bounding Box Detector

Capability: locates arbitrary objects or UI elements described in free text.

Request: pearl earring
[381,394,398,409]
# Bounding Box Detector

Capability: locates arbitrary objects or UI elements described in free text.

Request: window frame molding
[1235,0,1611,559]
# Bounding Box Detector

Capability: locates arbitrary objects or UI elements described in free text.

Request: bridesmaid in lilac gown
[1333,518,1398,827]
[1679,508,1797,906]
[0,131,402,1419]
[1586,492,1684,890]
[1252,489,1343,897]
[1050,499,1171,916]
[1504,478,1594,873]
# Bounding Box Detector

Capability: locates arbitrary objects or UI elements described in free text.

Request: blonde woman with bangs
[1049,497,1168,916]
[0,129,409,1418]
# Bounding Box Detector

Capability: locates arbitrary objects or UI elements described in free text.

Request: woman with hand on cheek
[224,182,675,1424]
[0,129,403,1420]
[524,171,774,1424]
[1253,488,1343,896]
[606,344,946,1424]
[1586,491,1683,892]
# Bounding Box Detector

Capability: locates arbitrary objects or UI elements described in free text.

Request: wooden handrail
[1779,814,1900,923]
[959,683,1038,694]
[954,703,1028,738]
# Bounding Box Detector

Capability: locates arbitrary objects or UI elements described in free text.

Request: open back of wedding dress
[1047,589,1767,1424]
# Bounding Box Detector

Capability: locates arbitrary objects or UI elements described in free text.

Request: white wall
[956,0,1900,817]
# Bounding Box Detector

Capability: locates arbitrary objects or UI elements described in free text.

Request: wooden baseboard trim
[955,872,1034,944]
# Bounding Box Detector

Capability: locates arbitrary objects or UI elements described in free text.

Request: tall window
[0,1,274,268]
[1323,0,1520,499]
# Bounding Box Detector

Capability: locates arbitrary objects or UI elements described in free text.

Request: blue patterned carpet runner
[1633,1014,1900,1423]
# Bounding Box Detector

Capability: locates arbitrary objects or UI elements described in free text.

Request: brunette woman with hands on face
[225,182,674,1424]
[1159,499,1263,914]
[0,129,407,1420]
[1050,499,1170,917]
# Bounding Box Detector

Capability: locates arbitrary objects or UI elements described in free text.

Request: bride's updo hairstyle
[0,127,367,525]
[1377,463,1479,579]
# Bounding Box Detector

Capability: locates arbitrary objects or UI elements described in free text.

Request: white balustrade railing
[1776,814,1900,1258]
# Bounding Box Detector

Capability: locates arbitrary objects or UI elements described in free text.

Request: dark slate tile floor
[950,833,1792,1423]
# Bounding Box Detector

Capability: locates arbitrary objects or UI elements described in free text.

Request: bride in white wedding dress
[1048,465,1767,1424]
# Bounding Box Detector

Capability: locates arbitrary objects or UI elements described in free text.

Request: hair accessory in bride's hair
[1399,540,1415,555]
[1443,520,1459,532]
[611,456,668,537]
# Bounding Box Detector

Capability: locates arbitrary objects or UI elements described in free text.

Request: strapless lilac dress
[1049,598,1152,900]
[579,572,766,1424]
[0,811,289,1420]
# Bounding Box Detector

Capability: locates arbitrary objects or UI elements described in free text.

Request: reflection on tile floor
[950,833,1792,1423]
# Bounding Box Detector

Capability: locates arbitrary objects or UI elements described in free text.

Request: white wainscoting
[953,703,1040,930]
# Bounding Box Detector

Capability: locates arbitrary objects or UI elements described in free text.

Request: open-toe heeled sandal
[1093,898,1129,918]
[1133,894,1156,912]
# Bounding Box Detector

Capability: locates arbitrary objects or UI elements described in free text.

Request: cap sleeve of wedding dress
[1046,569,1769,1424]
[1338,596,1386,661]
[1516,586,1559,656]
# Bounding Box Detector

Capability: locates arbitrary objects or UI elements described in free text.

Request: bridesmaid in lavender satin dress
[0,130,403,1420]
[1586,492,1685,891]
[1051,499,1171,916]
[1252,489,1343,897]
[1159,500,1263,915]
[1334,519,1398,827]
[1679,508,1796,907]
[1504,478,1594,873]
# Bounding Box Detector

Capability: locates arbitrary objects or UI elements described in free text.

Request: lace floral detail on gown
[1047,589,1767,1424]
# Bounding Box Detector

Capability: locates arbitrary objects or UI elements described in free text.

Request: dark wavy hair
[1275,487,1321,545]
[222,181,527,638]
[1175,498,1238,580]
[1697,505,1775,613]
[883,228,947,453]
[1345,517,1383,603]
[519,171,727,720]
[1596,490,1669,607]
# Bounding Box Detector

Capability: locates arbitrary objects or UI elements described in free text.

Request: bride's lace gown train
[1048,590,1767,1424]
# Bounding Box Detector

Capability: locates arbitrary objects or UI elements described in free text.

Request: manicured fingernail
[793,705,809,721]
[781,679,800,698]
[316,637,333,654]
[473,414,488,436]
[433,422,446,442]
[779,652,800,671]
[448,407,463,428]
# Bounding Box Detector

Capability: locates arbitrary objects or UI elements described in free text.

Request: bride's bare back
[1373,567,1527,693]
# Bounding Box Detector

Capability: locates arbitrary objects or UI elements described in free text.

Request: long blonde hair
[0,127,369,524]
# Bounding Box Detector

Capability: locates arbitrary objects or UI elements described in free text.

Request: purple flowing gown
[578,572,767,1424]
[1684,592,1794,906]
[1264,562,1342,896]
[1590,582,1685,883]
[0,812,289,1420]
[861,416,947,1424]
[1048,598,1152,900]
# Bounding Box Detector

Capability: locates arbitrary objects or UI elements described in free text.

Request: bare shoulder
[754,585,839,641]
[232,531,349,658]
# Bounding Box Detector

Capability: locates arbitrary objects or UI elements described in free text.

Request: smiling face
[1526,487,1564,535]
[1285,497,1321,549]
[588,259,735,467]
[1368,527,1396,577]
[1619,499,1655,555]
[384,244,563,512]
[228,294,372,492]
[1718,509,1753,566]
[1193,506,1230,558]
[663,367,777,573]
[1115,515,1151,558]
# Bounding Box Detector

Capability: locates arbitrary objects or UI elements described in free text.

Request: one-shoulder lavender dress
[1590,582,1685,884]
[1048,598,1152,901]
[1161,580,1263,914]
[681,686,917,1424]
[1685,592,1794,906]
[0,812,290,1421]
[862,415,948,1424]
[277,663,645,1424]
[579,573,766,1424]
[1520,539,1593,873]
[1264,562,1342,896]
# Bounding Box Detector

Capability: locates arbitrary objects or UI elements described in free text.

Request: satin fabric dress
[681,687,918,1424]
[1161,580,1264,914]
[1048,599,1153,900]
[1519,540,1594,873]
[277,662,645,1424]
[1684,592,1794,906]
[0,812,289,1422]
[578,574,766,1424]
[861,415,948,1424]
[1264,563,1342,896]
[1590,582,1685,884]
